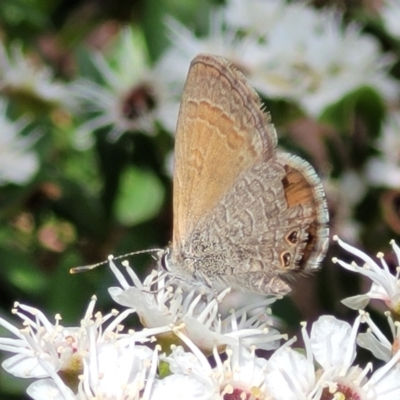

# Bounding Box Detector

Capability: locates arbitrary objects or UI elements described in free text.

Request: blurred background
[1,0,400,397]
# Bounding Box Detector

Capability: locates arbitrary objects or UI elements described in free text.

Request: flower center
[121,83,156,120]
[321,384,362,400]
[223,387,261,400]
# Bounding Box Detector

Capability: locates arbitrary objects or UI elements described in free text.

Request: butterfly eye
[281,252,292,268]
[286,230,299,244]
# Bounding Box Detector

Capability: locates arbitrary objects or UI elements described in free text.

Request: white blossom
[366,111,400,188]
[107,257,283,354]
[380,0,400,39]
[70,27,179,148]
[0,99,39,185]
[333,236,400,313]
[0,42,69,108]
[162,1,397,118]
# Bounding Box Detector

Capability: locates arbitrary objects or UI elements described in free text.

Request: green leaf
[0,247,47,294]
[319,86,386,170]
[46,252,99,322]
[51,178,108,239]
[320,85,385,139]
[115,166,164,226]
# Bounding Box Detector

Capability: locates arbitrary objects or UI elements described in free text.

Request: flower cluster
[2,239,400,399]
[159,0,397,118]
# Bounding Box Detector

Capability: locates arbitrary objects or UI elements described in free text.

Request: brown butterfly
[163,54,329,296]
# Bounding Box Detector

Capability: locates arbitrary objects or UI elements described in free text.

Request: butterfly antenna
[69,248,164,274]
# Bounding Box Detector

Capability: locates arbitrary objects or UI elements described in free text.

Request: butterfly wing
[172,54,277,249]
[169,54,329,295]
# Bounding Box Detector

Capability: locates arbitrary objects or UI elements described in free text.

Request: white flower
[107,258,283,353]
[366,363,400,400]
[264,314,400,400]
[160,15,271,102]
[357,311,399,362]
[0,99,38,185]
[309,315,359,373]
[150,374,216,400]
[355,311,400,400]
[264,331,320,399]
[333,236,400,312]
[0,42,69,108]
[326,171,366,242]
[157,345,218,399]
[264,315,363,399]
[366,111,400,188]
[0,297,120,379]
[71,27,179,148]
[380,0,400,39]
[356,313,400,399]
[308,316,380,400]
[224,0,283,35]
[0,297,170,399]
[366,158,400,188]
[159,340,270,399]
[27,379,75,400]
[73,339,158,400]
[214,344,269,399]
[27,339,160,400]
[253,4,396,116]
[162,1,396,118]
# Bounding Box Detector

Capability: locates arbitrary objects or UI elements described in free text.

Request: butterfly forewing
[172,54,277,248]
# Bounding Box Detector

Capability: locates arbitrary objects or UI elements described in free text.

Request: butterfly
[163,54,329,296]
